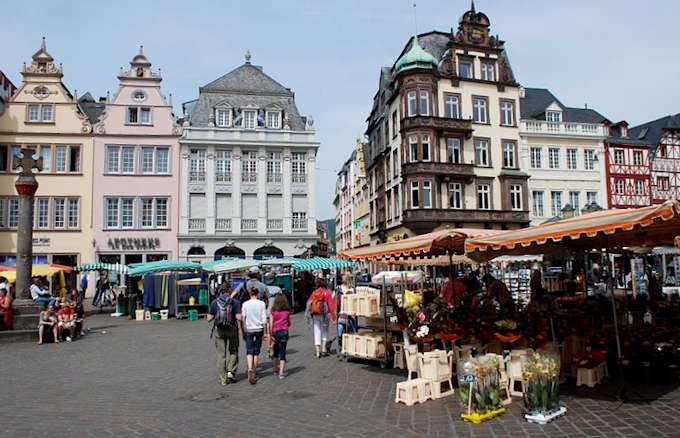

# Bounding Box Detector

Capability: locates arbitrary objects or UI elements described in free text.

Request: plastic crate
[357,293,380,317]
[187,309,199,321]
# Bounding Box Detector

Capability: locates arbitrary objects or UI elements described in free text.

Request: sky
[2,0,679,220]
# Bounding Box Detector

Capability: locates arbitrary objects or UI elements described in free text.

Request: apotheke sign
[107,237,160,251]
[32,237,50,246]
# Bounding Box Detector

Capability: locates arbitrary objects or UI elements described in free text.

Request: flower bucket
[522,351,566,423]
[457,354,505,423]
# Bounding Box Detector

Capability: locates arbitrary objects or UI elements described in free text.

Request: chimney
[99,96,107,103]
[584,103,588,109]
[519,86,525,98]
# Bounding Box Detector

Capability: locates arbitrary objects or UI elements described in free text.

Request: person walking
[241,287,268,384]
[234,266,268,305]
[269,294,292,379]
[305,278,336,358]
[207,284,242,386]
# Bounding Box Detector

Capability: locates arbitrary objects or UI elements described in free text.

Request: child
[241,287,268,384]
[269,294,292,379]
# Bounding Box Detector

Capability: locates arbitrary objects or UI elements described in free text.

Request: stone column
[13,149,42,299]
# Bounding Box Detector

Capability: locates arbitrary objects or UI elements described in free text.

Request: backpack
[310,289,327,316]
[212,296,235,334]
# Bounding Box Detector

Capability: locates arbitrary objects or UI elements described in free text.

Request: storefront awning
[127,260,203,276]
[74,263,129,274]
[465,200,680,260]
[0,264,74,282]
[291,257,355,271]
[385,254,478,267]
[338,228,501,261]
[206,259,260,274]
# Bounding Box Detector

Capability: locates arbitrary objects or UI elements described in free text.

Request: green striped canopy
[206,259,260,274]
[74,263,129,274]
[127,260,203,276]
[292,257,354,271]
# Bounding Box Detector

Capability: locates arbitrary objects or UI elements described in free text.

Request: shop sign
[463,374,477,383]
[107,237,160,251]
[32,236,50,246]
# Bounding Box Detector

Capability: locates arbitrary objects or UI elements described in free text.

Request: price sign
[463,374,477,383]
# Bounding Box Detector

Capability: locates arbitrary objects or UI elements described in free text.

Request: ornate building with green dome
[364,2,529,244]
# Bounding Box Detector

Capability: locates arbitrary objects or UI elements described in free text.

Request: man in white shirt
[241,287,268,384]
[30,278,56,306]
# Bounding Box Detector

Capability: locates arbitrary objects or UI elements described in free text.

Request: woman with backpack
[305,277,336,358]
[269,294,292,379]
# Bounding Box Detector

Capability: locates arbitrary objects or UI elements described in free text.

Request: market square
[1,1,680,436]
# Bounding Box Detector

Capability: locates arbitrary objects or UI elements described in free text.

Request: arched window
[214,246,245,260]
[253,246,283,260]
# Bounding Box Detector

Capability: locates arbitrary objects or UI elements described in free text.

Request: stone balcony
[402,208,530,228]
[215,218,232,232]
[401,116,473,137]
[402,161,474,181]
[521,120,607,137]
[188,218,205,232]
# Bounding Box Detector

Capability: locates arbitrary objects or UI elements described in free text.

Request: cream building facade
[0,39,94,267]
[334,138,370,251]
[365,5,530,244]
[519,88,609,224]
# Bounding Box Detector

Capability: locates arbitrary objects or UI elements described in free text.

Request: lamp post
[12,149,43,299]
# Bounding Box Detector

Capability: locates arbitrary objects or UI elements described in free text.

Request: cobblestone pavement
[2,313,680,437]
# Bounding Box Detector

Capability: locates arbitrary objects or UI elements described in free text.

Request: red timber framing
[605,142,652,209]
[651,129,680,203]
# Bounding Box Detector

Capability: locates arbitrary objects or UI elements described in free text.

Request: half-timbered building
[604,121,652,208]
[630,114,680,203]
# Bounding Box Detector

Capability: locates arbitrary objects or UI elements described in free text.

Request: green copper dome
[394,36,439,74]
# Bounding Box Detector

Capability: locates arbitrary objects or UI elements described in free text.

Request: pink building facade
[85,47,180,266]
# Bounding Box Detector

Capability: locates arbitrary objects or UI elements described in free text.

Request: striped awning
[128,260,203,276]
[385,254,478,267]
[207,259,260,274]
[466,200,680,260]
[292,257,355,271]
[338,228,502,261]
[74,263,129,274]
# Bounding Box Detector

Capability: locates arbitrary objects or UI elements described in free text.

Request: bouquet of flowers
[522,351,561,416]
[457,354,503,415]
[494,319,522,344]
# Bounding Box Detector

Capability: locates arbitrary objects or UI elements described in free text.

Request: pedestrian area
[2,313,679,438]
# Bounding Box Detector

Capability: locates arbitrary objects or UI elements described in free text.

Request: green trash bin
[198,289,208,305]
[116,297,127,315]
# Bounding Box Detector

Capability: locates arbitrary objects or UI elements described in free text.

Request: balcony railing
[215,172,232,183]
[188,218,205,232]
[402,161,474,180]
[292,173,306,183]
[241,218,258,231]
[242,172,257,183]
[189,171,206,183]
[215,218,232,232]
[402,208,529,226]
[401,116,473,136]
[267,219,283,231]
[292,218,307,231]
[521,120,606,137]
[267,172,282,183]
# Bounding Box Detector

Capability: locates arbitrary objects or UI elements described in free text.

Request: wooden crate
[364,334,385,359]
[340,294,358,315]
[342,334,355,355]
[357,293,380,317]
[356,286,380,295]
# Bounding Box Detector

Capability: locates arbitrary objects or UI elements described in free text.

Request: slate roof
[520,88,607,124]
[78,92,105,125]
[629,114,680,151]
[186,63,305,130]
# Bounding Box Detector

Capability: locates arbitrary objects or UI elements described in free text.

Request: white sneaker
[66,336,72,342]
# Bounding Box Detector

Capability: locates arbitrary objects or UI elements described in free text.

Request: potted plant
[522,351,567,424]
[457,354,506,424]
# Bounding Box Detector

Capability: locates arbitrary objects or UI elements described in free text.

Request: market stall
[1,264,75,298]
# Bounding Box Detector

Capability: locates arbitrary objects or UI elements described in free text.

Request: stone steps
[0,329,37,343]
[12,314,38,330]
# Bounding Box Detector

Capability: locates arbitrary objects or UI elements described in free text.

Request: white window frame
[36,198,49,229]
[586,191,598,206]
[531,147,543,168]
[141,147,155,174]
[445,94,460,118]
[120,198,134,228]
[473,97,488,123]
[474,139,490,166]
[449,182,462,209]
[569,191,581,215]
[422,180,432,208]
[291,152,307,183]
[266,151,282,183]
[615,179,625,194]
[633,150,643,166]
[409,136,418,162]
[189,148,207,182]
[546,111,562,122]
[635,180,644,195]
[215,108,232,127]
[215,150,232,182]
[459,59,473,79]
[106,198,119,229]
[53,198,65,229]
[510,184,523,211]
[419,90,429,116]
[549,148,560,169]
[584,149,595,170]
[447,138,461,164]
[27,104,53,123]
[421,135,431,162]
[266,110,281,129]
[500,100,514,125]
[477,184,491,210]
[503,142,516,168]
[243,110,257,130]
[121,146,135,174]
[567,148,578,170]
[532,190,545,217]
[140,198,154,228]
[407,91,417,117]
[481,62,495,81]
[551,191,562,216]
[614,149,624,165]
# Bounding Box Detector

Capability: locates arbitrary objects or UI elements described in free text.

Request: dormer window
[481,61,495,81]
[216,108,231,127]
[243,110,256,129]
[266,111,281,129]
[546,111,562,122]
[132,90,146,102]
[458,59,473,79]
[620,126,628,137]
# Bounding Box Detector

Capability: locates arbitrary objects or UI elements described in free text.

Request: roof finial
[471,0,476,13]
[139,45,144,55]
[41,36,47,51]
[412,2,419,40]
[245,50,252,64]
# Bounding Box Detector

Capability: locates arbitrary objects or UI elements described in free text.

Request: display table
[662,286,680,297]
[176,303,209,319]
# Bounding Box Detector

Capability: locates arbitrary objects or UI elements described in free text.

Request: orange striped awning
[338,228,501,261]
[465,200,680,259]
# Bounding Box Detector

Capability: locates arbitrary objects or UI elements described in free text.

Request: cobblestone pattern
[2,313,679,437]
